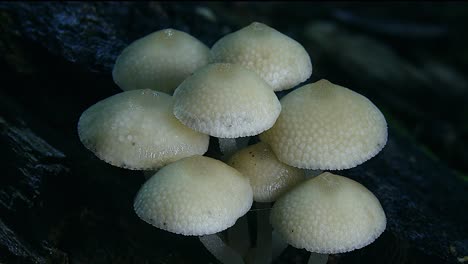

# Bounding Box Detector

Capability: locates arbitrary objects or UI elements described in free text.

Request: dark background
[0,2,467,264]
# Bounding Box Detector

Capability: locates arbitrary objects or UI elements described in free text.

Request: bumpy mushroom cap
[211,22,312,91]
[173,63,281,138]
[133,155,253,236]
[113,29,210,94]
[77,89,209,170]
[270,172,386,254]
[228,142,305,202]
[260,79,387,170]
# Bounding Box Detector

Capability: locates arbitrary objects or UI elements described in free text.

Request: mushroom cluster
[78,22,388,264]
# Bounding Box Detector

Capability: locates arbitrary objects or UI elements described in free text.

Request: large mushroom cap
[77,89,209,170]
[211,22,312,91]
[173,63,281,138]
[270,172,386,254]
[228,142,305,202]
[113,29,210,94]
[260,79,387,170]
[133,155,253,236]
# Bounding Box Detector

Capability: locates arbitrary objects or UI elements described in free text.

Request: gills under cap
[270,172,386,254]
[260,79,387,170]
[113,28,210,94]
[211,22,312,91]
[133,155,253,236]
[77,89,209,170]
[173,63,281,138]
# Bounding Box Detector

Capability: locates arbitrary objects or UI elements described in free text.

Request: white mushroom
[173,63,281,138]
[228,142,305,203]
[260,79,388,170]
[78,89,209,170]
[270,172,386,262]
[113,29,210,94]
[133,155,253,236]
[211,22,312,91]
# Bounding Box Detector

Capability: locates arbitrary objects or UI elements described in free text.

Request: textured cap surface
[270,172,386,254]
[260,79,387,170]
[78,89,209,170]
[211,22,312,91]
[173,63,281,138]
[228,142,305,202]
[113,29,210,94]
[133,156,253,236]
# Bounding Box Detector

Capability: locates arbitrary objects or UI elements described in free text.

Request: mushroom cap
[173,63,281,138]
[210,22,312,91]
[270,172,386,254]
[228,142,305,202]
[133,155,253,236]
[77,89,209,170]
[260,79,387,170]
[112,29,210,94]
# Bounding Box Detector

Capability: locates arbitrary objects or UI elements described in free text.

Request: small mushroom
[173,63,281,138]
[228,142,305,203]
[77,89,209,170]
[113,29,210,94]
[228,142,306,264]
[211,22,312,91]
[260,79,388,170]
[133,155,253,236]
[270,172,386,262]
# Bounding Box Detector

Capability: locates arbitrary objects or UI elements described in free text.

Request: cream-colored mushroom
[133,155,253,236]
[173,63,281,138]
[113,29,210,94]
[270,172,386,262]
[228,142,305,203]
[228,142,305,264]
[260,79,387,170]
[77,89,209,170]
[211,22,312,91]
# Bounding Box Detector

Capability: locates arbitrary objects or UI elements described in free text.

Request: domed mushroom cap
[260,79,387,170]
[228,142,305,202]
[270,172,386,254]
[211,22,312,91]
[133,155,253,236]
[173,63,281,138]
[113,29,210,94]
[77,89,209,170]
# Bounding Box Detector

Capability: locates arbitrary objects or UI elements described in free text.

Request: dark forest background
[0,2,467,264]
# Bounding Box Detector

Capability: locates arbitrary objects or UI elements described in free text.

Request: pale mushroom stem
[253,202,272,264]
[236,136,250,149]
[308,252,328,264]
[219,137,250,160]
[199,233,245,264]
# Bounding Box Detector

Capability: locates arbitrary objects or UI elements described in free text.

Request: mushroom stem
[236,136,250,149]
[219,137,250,160]
[227,215,251,257]
[199,233,245,264]
[254,202,272,264]
[308,252,328,264]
